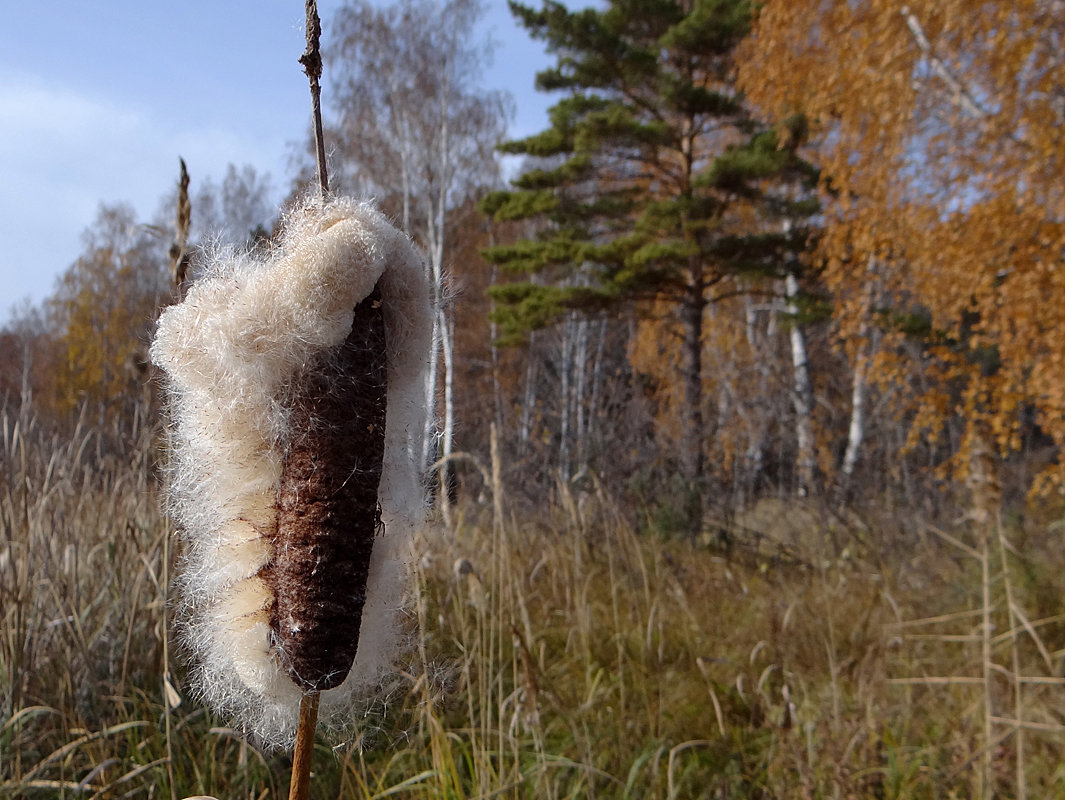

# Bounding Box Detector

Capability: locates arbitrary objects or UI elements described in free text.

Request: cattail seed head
[151,197,430,748]
[270,284,388,691]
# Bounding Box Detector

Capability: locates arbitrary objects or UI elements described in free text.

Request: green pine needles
[481,0,819,534]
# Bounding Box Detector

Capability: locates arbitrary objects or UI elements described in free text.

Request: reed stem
[299,0,329,196]
[289,691,320,800]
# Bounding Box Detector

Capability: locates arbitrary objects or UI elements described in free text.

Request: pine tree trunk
[680,278,706,538]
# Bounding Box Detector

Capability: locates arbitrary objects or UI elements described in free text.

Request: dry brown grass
[2,404,1065,798]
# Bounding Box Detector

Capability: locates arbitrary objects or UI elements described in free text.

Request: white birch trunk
[488,250,505,433]
[584,318,607,469]
[841,343,868,485]
[742,295,766,497]
[519,342,538,459]
[558,318,574,482]
[841,258,881,492]
[573,316,589,476]
[420,50,456,522]
[421,307,441,471]
[332,0,505,514]
[439,307,456,525]
[785,270,816,494]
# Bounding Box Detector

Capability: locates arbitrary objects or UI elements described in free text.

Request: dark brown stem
[300,0,329,197]
[289,691,320,800]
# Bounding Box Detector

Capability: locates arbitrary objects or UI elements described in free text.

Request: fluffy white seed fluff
[151,197,431,749]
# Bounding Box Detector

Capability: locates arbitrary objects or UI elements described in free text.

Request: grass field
[2,407,1065,799]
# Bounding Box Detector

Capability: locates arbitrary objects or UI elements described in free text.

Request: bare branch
[900,5,989,120]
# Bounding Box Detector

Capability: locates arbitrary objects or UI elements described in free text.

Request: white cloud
[0,72,288,320]
[0,0,555,325]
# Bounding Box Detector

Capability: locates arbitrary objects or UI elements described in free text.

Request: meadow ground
[3,409,1065,799]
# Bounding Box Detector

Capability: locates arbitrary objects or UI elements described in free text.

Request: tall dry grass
[0,404,172,796]
[2,402,1065,798]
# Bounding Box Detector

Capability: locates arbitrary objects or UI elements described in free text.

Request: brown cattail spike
[268,283,388,691]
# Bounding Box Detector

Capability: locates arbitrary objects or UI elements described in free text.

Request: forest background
[3,1,1065,798]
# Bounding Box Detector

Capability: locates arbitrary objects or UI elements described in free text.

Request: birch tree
[784,268,815,494]
[326,0,509,516]
[48,204,169,426]
[191,163,275,250]
[740,0,1065,493]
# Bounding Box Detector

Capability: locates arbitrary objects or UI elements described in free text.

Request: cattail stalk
[290,3,333,795]
[300,0,329,197]
[153,18,430,800]
[289,691,320,800]
[151,197,431,750]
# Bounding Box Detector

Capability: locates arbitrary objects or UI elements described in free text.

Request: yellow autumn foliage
[740,0,1065,491]
[47,205,167,423]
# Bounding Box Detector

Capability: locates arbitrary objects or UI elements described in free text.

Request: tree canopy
[482,0,818,527]
[48,204,169,423]
[739,0,1065,491]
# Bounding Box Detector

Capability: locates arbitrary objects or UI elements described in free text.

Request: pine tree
[482,0,816,532]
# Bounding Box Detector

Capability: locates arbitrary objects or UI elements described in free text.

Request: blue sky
[0,1,555,321]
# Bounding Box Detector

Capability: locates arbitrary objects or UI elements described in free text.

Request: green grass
[2,408,1065,798]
